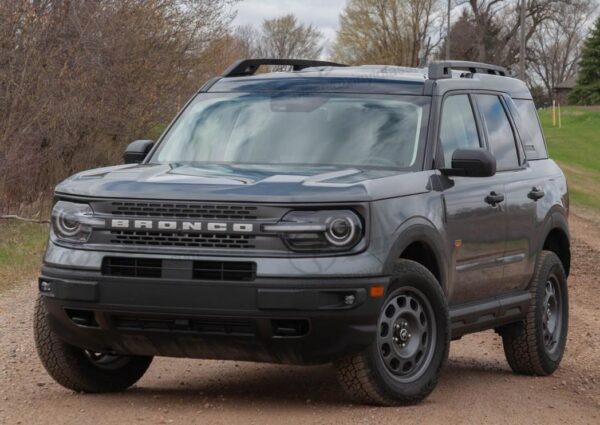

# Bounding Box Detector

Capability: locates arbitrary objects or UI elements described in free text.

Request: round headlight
[270,209,363,252]
[56,213,83,237]
[51,201,103,243]
[326,217,356,246]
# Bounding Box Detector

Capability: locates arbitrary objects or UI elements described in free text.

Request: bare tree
[331,0,442,67]
[0,0,238,212]
[451,0,578,68]
[255,14,323,59]
[528,1,594,96]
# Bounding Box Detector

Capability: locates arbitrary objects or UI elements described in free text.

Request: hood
[55,163,429,202]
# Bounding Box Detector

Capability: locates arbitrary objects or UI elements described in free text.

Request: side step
[449,291,530,339]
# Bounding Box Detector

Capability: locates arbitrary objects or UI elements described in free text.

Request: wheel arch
[543,212,571,276]
[383,218,449,294]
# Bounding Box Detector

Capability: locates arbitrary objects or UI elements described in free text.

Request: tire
[34,297,153,393]
[334,260,450,406]
[501,251,568,376]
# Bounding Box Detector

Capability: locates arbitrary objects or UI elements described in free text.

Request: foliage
[331,0,440,66]
[569,17,600,105]
[256,14,323,60]
[0,0,238,213]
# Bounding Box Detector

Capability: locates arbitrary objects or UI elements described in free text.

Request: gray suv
[34,59,570,406]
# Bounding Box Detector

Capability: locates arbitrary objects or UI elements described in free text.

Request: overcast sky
[232,0,347,53]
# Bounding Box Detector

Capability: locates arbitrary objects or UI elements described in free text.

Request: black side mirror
[124,140,154,164]
[442,148,496,178]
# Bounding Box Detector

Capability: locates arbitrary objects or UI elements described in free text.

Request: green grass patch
[0,221,48,293]
[539,106,600,212]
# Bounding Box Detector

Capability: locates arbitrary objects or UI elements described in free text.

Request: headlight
[264,210,363,252]
[51,201,103,243]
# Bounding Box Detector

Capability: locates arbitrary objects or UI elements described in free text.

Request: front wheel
[34,297,153,393]
[334,260,450,406]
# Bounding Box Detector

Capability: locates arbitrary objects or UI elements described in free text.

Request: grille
[193,260,256,281]
[110,201,258,220]
[102,257,256,282]
[113,315,255,336]
[109,230,256,249]
[102,257,162,278]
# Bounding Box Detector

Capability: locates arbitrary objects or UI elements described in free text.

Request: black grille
[102,257,162,278]
[113,315,255,336]
[102,257,256,282]
[109,230,256,249]
[110,201,258,220]
[193,260,256,281]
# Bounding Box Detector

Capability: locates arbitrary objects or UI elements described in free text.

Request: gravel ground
[0,213,599,425]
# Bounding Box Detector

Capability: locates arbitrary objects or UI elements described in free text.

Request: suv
[34,59,570,405]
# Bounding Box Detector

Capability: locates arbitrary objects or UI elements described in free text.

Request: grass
[0,221,48,293]
[539,106,600,211]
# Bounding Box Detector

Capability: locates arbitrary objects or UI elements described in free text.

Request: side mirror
[442,148,496,178]
[124,140,154,164]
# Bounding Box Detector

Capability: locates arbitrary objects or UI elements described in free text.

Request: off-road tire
[334,260,450,406]
[501,251,568,375]
[34,297,153,392]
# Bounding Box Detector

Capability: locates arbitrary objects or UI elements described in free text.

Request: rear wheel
[501,251,568,375]
[335,260,449,405]
[34,297,153,392]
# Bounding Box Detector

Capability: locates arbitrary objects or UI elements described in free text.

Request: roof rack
[222,58,348,77]
[428,60,507,80]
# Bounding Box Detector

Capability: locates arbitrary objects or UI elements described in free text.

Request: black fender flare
[382,217,449,295]
[537,207,570,275]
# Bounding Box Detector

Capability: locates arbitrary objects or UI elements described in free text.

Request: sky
[232,0,347,54]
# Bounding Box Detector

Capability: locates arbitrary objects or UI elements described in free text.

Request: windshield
[150,93,429,169]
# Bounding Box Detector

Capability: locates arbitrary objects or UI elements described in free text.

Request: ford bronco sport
[34,59,570,405]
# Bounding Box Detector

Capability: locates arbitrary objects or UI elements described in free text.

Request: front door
[437,94,507,304]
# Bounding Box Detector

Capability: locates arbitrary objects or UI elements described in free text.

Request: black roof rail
[428,60,508,80]
[222,58,348,77]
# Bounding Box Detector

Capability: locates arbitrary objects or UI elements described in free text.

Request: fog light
[40,280,53,293]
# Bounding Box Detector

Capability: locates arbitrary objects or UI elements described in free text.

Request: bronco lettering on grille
[110,219,254,233]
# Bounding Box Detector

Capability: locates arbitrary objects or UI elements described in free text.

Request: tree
[570,17,600,105]
[528,0,593,99]
[451,0,575,69]
[255,14,323,60]
[0,0,238,211]
[437,8,504,63]
[331,0,441,67]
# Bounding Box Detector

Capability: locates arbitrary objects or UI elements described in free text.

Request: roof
[209,65,428,95]
[206,60,530,99]
[555,75,578,90]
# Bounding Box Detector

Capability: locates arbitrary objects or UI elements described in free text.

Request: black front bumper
[39,265,389,364]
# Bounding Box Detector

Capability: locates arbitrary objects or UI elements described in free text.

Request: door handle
[485,191,505,206]
[528,187,545,201]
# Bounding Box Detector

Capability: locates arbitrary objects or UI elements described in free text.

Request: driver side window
[439,95,481,168]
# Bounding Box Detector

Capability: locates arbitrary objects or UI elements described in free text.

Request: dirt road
[1,213,599,425]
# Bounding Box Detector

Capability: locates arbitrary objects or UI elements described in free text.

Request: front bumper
[39,244,389,364]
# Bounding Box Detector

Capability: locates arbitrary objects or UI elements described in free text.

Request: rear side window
[475,94,520,171]
[512,99,548,160]
[439,95,481,168]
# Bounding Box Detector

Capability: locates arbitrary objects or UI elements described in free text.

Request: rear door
[473,93,539,294]
[501,97,551,291]
[438,93,507,304]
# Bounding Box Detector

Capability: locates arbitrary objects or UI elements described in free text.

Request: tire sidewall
[534,254,569,371]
